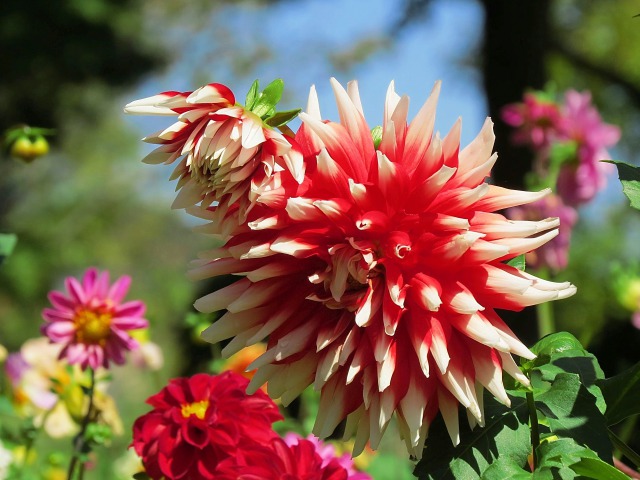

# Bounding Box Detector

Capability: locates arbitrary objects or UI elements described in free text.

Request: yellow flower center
[74,309,112,345]
[181,400,209,420]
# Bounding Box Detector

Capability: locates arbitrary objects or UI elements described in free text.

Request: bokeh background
[2,0,640,477]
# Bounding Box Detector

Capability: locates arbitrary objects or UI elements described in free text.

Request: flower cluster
[502,89,620,272]
[4,337,123,438]
[502,89,620,206]
[129,78,576,457]
[41,267,148,370]
[132,372,369,480]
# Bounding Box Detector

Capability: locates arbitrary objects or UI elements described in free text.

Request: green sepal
[507,254,526,271]
[604,160,640,210]
[0,233,17,266]
[245,80,260,110]
[251,79,285,118]
[265,108,301,128]
[371,126,383,149]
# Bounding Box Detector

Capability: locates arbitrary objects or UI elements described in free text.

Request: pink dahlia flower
[124,82,304,222]
[132,372,283,480]
[556,90,621,205]
[217,436,350,480]
[508,194,578,273]
[501,92,564,150]
[193,79,576,457]
[41,268,148,370]
[284,433,372,480]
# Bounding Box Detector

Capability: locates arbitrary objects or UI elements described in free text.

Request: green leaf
[598,361,640,426]
[245,80,260,110]
[265,108,301,128]
[535,373,612,462]
[0,233,17,266]
[132,473,152,480]
[529,332,586,359]
[605,160,640,210]
[252,79,285,118]
[371,126,383,149]
[507,254,526,271]
[414,392,531,479]
[571,457,631,480]
[480,457,532,479]
[536,438,630,480]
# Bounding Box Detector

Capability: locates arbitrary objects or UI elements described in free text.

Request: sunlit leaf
[605,160,640,210]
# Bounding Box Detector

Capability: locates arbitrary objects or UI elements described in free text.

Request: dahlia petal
[111,316,148,330]
[494,228,559,259]
[450,152,498,190]
[445,282,485,314]
[330,78,375,169]
[437,389,460,446]
[47,292,75,313]
[471,347,510,407]
[442,118,462,168]
[200,307,268,344]
[314,347,341,389]
[42,320,76,342]
[42,308,74,322]
[450,312,508,351]
[227,279,287,313]
[108,276,131,304]
[278,355,318,405]
[398,377,427,447]
[65,277,87,304]
[347,79,365,114]
[405,81,441,175]
[194,279,251,313]
[429,316,450,374]
[476,186,551,212]
[377,341,396,392]
[187,83,235,105]
[115,300,146,318]
[407,164,457,210]
[248,321,316,368]
[124,93,182,115]
[221,325,264,357]
[354,282,382,327]
[458,118,496,172]
[499,351,530,387]
[241,112,267,149]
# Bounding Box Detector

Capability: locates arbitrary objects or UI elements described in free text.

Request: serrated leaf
[265,108,301,128]
[605,160,640,210]
[414,393,531,479]
[536,438,630,480]
[245,80,260,110]
[597,360,640,426]
[480,457,532,479]
[507,254,526,271]
[535,373,612,462]
[252,79,284,118]
[0,233,17,266]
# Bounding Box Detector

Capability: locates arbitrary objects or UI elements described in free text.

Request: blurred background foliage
[1,0,640,477]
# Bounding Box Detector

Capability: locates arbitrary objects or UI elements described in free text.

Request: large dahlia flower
[193,79,576,457]
[41,268,148,370]
[124,82,304,222]
[132,371,283,480]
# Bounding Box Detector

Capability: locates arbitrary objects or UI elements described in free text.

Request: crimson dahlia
[131,371,283,480]
[192,79,576,457]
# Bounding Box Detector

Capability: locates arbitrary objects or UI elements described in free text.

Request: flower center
[181,400,209,420]
[74,309,112,345]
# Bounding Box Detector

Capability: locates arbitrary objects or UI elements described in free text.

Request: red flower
[192,79,576,458]
[124,82,304,224]
[216,437,349,480]
[132,372,282,480]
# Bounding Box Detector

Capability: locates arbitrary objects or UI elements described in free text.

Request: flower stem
[527,391,540,469]
[67,368,96,480]
[536,300,555,338]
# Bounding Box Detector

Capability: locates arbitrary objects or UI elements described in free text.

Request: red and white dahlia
[41,268,148,370]
[191,79,576,458]
[124,82,304,222]
[132,371,283,480]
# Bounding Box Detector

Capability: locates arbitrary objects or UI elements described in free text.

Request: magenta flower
[508,194,578,273]
[41,268,148,370]
[501,92,564,150]
[556,90,621,205]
